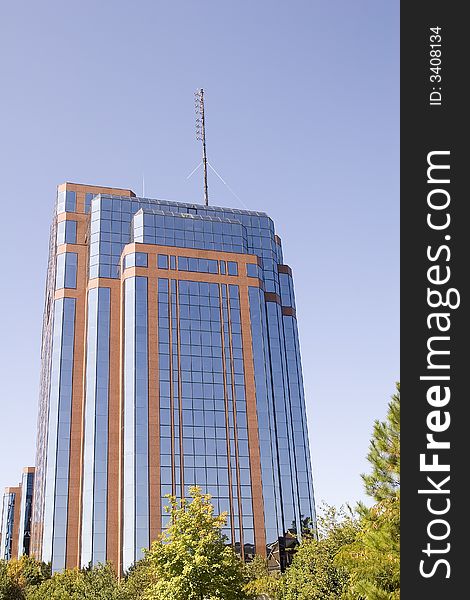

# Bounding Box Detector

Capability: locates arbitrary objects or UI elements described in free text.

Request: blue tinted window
[56,221,66,245]
[135,252,148,267]
[56,252,78,289]
[124,252,147,268]
[170,256,176,270]
[175,256,225,274]
[124,254,134,269]
[65,191,76,212]
[56,191,66,213]
[246,263,258,278]
[227,262,238,276]
[65,253,78,288]
[158,254,168,269]
[85,193,94,213]
[220,261,226,275]
[65,221,77,244]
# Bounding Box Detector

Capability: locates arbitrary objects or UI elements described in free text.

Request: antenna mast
[195,88,209,206]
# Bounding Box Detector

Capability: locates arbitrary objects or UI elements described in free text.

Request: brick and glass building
[30,182,315,573]
[1,487,20,561]
[0,467,35,560]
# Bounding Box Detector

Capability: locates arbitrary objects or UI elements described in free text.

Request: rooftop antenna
[195,88,209,206]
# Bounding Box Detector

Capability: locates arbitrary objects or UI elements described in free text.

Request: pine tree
[362,383,400,503]
[337,384,400,600]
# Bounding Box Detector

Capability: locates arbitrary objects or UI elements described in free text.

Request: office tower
[0,467,34,560]
[31,182,315,573]
[1,486,21,561]
[17,468,35,558]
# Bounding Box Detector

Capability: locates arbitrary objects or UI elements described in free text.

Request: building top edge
[94,193,270,219]
[58,182,135,195]
[134,207,249,226]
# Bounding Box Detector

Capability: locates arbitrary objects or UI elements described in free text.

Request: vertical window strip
[248,287,281,545]
[17,472,34,558]
[157,278,171,528]
[174,280,185,499]
[24,473,35,556]
[82,288,111,567]
[168,281,175,498]
[290,316,316,523]
[7,493,16,560]
[218,284,236,547]
[278,310,302,535]
[1,493,13,560]
[224,285,245,556]
[259,296,283,538]
[41,298,76,572]
[52,298,76,571]
[17,473,28,558]
[42,299,64,564]
[170,280,179,497]
[266,302,300,536]
[93,288,111,563]
[134,277,149,560]
[261,291,284,536]
[123,278,136,571]
[281,315,311,532]
[81,289,98,567]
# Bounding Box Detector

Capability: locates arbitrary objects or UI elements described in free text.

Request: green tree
[142,486,248,600]
[26,563,122,600]
[0,556,50,600]
[280,505,359,600]
[25,568,85,600]
[337,384,400,600]
[362,384,400,503]
[243,554,281,600]
[82,563,123,599]
[121,557,154,600]
[0,560,17,600]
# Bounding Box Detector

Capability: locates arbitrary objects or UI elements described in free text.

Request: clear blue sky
[0,1,398,509]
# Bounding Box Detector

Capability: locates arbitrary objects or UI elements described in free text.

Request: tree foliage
[280,505,359,600]
[0,560,19,600]
[0,385,400,600]
[141,486,248,600]
[121,557,154,600]
[362,384,400,503]
[243,554,281,600]
[26,563,122,600]
[0,556,50,600]
[337,384,400,600]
